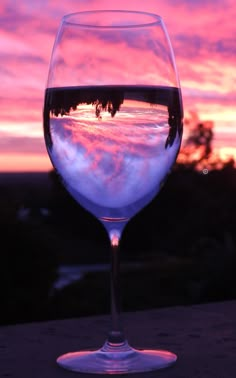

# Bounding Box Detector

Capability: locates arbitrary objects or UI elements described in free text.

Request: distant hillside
[0,172,51,187]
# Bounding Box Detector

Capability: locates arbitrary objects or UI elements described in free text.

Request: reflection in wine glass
[43,9,183,375]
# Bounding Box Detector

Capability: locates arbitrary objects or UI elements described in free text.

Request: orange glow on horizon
[1,144,236,173]
[0,154,52,173]
[216,147,236,162]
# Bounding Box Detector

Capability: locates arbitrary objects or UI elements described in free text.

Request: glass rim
[62,10,162,29]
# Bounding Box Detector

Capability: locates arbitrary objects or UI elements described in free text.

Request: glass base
[57,340,177,374]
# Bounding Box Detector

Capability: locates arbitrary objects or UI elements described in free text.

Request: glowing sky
[0,0,235,171]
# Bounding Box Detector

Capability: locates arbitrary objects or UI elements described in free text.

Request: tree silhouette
[177,112,215,169]
[186,121,213,161]
[177,111,235,170]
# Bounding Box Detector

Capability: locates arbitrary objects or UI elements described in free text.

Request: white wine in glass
[43,8,183,375]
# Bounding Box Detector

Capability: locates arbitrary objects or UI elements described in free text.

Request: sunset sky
[0,0,235,172]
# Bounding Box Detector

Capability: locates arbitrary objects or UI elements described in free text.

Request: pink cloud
[50,25,179,88]
[0,0,235,171]
[49,112,181,209]
[0,133,46,155]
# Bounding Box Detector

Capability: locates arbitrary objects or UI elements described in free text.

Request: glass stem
[107,230,125,345]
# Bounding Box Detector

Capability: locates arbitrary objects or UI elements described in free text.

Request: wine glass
[43,8,183,375]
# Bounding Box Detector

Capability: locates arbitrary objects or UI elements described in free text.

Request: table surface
[1,300,236,378]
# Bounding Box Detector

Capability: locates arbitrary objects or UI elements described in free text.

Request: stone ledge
[1,300,236,377]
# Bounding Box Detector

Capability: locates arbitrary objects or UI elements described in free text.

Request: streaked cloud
[0,133,46,154]
[0,0,235,171]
